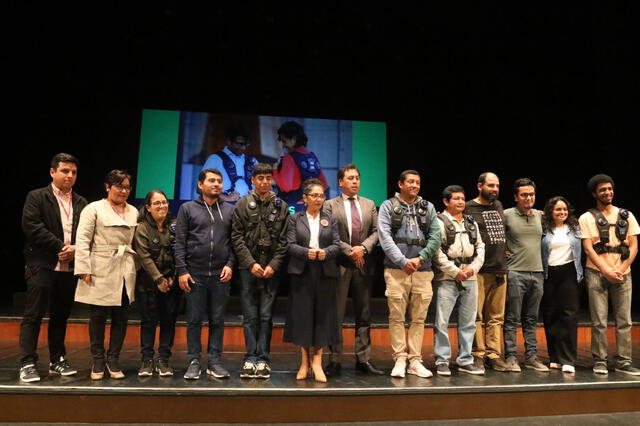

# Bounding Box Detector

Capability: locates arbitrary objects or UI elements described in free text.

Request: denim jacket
[541,225,583,282]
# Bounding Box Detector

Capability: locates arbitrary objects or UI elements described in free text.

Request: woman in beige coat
[74,170,137,379]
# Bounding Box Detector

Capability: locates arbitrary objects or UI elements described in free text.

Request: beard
[480,188,498,202]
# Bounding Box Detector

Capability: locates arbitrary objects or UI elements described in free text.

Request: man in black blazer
[323,164,383,375]
[19,153,88,382]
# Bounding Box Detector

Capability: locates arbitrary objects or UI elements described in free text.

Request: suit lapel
[358,197,369,240]
[45,186,62,225]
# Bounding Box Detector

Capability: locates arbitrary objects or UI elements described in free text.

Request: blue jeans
[185,275,230,364]
[504,271,544,359]
[137,287,181,361]
[240,269,280,362]
[434,280,478,366]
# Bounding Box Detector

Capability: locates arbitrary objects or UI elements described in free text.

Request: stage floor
[2,340,640,396]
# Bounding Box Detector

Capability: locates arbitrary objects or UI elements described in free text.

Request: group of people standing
[18,152,639,384]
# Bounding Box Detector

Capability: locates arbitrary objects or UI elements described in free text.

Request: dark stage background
[5,4,640,310]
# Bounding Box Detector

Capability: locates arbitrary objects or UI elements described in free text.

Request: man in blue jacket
[378,170,441,378]
[176,168,236,379]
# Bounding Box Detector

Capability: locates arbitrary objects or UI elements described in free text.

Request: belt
[393,237,426,246]
[92,244,136,259]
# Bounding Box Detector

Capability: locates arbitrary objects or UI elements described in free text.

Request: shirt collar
[341,193,358,202]
[51,183,72,198]
[223,146,243,159]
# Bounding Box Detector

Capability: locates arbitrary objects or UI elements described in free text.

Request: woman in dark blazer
[284,178,341,382]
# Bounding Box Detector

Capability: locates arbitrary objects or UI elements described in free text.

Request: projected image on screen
[178,113,350,207]
[136,109,387,211]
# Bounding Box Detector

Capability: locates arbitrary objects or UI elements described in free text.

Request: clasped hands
[57,245,75,262]
[251,263,275,279]
[307,248,327,261]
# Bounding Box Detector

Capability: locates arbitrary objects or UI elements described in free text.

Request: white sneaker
[550,362,561,370]
[562,364,575,374]
[390,359,407,378]
[407,360,433,378]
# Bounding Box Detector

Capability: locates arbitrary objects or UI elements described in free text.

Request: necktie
[349,197,361,246]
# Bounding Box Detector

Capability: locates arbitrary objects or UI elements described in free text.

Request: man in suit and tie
[323,164,384,376]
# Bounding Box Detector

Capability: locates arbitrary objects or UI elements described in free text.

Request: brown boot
[487,357,510,372]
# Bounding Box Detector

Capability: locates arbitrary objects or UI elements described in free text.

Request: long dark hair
[138,190,173,227]
[542,196,579,232]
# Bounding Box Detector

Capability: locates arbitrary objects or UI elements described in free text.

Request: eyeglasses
[305,193,325,199]
[150,200,169,207]
[113,184,132,192]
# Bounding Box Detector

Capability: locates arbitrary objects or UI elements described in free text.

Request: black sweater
[174,197,236,278]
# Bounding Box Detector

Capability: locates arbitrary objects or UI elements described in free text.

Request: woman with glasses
[283,178,341,382]
[134,190,180,377]
[74,170,138,379]
[540,196,583,373]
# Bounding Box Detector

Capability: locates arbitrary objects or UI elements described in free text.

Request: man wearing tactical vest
[579,174,640,375]
[202,123,257,203]
[378,170,441,378]
[231,163,290,379]
[432,185,485,376]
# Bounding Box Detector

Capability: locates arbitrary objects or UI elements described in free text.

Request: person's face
[278,134,297,151]
[444,192,466,215]
[303,185,325,211]
[551,200,568,224]
[251,173,273,197]
[198,172,223,199]
[514,185,536,210]
[339,169,360,197]
[146,192,169,222]
[593,182,614,206]
[106,178,131,205]
[228,136,249,156]
[50,162,78,192]
[478,173,500,202]
[398,174,421,200]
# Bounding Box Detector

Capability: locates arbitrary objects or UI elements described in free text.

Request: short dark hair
[105,170,132,187]
[225,123,250,141]
[442,185,465,201]
[252,163,273,176]
[398,169,420,182]
[302,178,323,195]
[587,174,615,193]
[513,177,536,195]
[198,168,223,183]
[478,172,497,184]
[277,121,308,147]
[51,153,79,170]
[138,189,172,226]
[337,163,360,182]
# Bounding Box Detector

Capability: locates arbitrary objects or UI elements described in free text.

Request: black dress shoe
[325,361,342,376]
[355,361,385,375]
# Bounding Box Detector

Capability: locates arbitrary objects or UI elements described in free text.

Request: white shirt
[548,225,574,266]
[307,212,321,249]
[341,193,362,243]
[51,184,73,272]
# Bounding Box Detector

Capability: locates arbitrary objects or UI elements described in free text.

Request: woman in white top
[74,170,138,380]
[540,196,583,373]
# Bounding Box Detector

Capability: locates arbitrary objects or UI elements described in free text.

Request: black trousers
[540,263,579,365]
[88,289,130,361]
[19,267,76,366]
[328,266,373,363]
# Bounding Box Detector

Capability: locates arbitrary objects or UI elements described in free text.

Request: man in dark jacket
[20,153,88,382]
[176,168,236,380]
[231,163,289,379]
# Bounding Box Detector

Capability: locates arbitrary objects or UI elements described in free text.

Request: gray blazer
[323,195,378,275]
[286,210,341,277]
